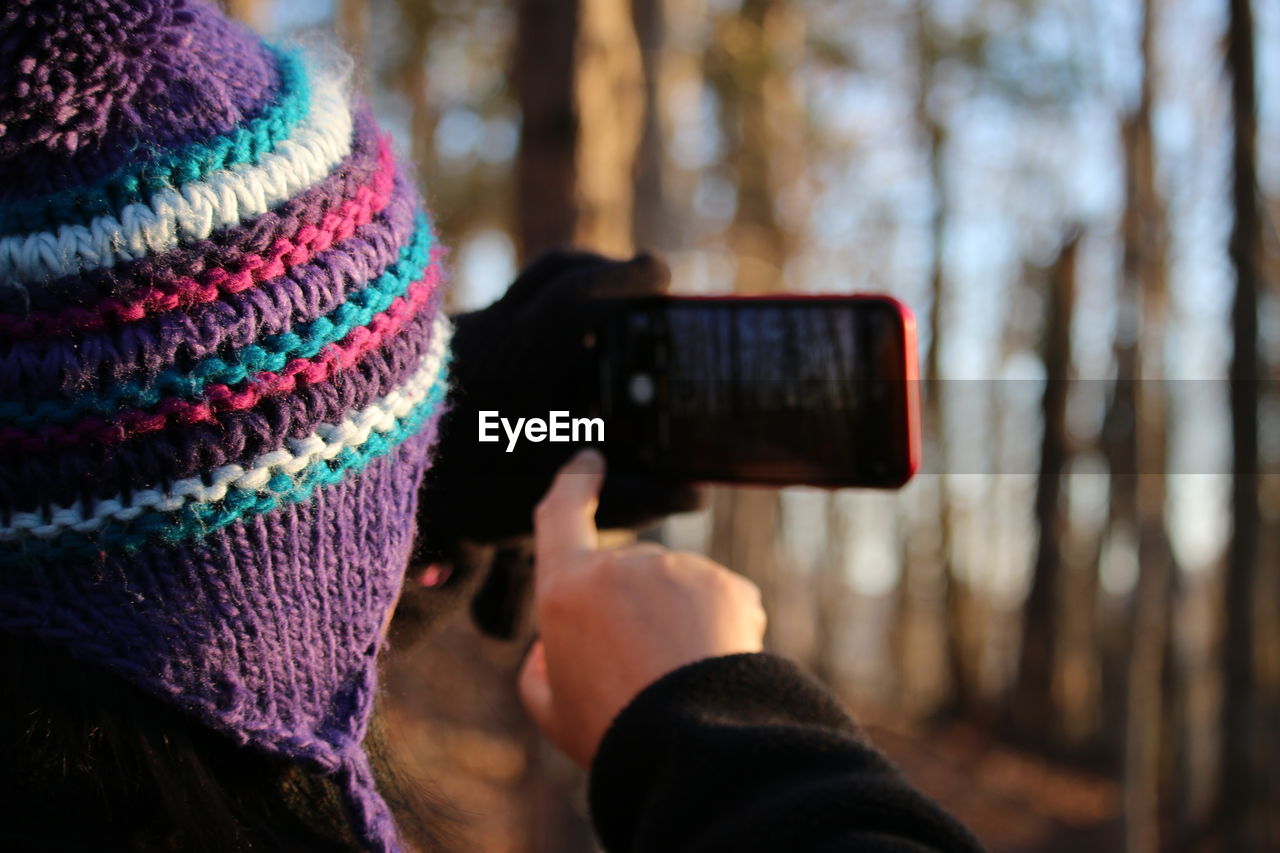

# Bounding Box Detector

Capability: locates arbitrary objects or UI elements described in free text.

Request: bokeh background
[225,1,1278,850]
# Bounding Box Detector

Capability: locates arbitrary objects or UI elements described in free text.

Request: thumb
[534,449,605,577]
[518,641,557,736]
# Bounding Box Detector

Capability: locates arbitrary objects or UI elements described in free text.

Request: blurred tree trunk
[1218,0,1266,848]
[650,0,706,260]
[575,0,645,255]
[514,0,580,260]
[632,0,668,251]
[220,0,268,29]
[337,0,368,66]
[811,493,848,687]
[710,490,781,646]
[890,524,915,704]
[1120,2,1175,850]
[705,0,802,295]
[1266,184,1280,819]
[705,0,804,647]
[393,1,444,300]
[394,1,438,184]
[1096,297,1139,772]
[515,0,644,262]
[1010,232,1079,748]
[905,0,974,720]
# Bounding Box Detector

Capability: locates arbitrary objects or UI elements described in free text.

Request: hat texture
[0,2,450,850]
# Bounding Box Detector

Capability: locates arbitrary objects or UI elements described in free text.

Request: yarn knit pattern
[0,3,451,851]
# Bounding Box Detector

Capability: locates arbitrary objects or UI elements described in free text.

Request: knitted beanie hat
[0,2,449,850]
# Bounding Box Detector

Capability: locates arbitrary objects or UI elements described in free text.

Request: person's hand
[405,251,704,642]
[518,450,766,768]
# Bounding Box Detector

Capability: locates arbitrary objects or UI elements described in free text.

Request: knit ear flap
[336,748,405,853]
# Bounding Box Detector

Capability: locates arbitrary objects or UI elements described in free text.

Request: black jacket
[589,653,985,853]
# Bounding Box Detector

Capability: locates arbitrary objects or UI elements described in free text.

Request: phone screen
[593,295,919,488]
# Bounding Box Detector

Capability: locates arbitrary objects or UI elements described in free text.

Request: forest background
[224,0,1279,850]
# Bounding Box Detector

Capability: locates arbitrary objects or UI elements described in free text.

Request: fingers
[518,641,555,734]
[534,449,606,578]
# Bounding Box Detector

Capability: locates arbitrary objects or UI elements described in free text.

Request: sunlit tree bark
[575,0,645,256]
[514,0,644,261]
[220,0,268,29]
[337,0,368,66]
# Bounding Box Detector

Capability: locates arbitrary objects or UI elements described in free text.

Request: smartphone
[589,294,920,488]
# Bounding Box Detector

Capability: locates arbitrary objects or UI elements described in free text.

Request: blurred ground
[384,607,1123,853]
[860,717,1121,853]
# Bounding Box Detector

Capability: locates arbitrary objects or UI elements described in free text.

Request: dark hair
[0,631,457,852]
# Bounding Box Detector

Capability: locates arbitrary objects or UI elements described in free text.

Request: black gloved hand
[406,251,704,638]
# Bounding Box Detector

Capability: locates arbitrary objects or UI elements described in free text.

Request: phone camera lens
[629,372,656,405]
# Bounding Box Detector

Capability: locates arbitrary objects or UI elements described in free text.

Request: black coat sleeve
[587,653,985,853]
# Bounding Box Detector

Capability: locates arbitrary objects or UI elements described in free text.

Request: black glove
[406,251,704,638]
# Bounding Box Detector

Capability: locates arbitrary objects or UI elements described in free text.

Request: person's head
[0,1,450,849]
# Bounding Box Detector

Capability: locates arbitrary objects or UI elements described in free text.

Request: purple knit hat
[0,2,449,850]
